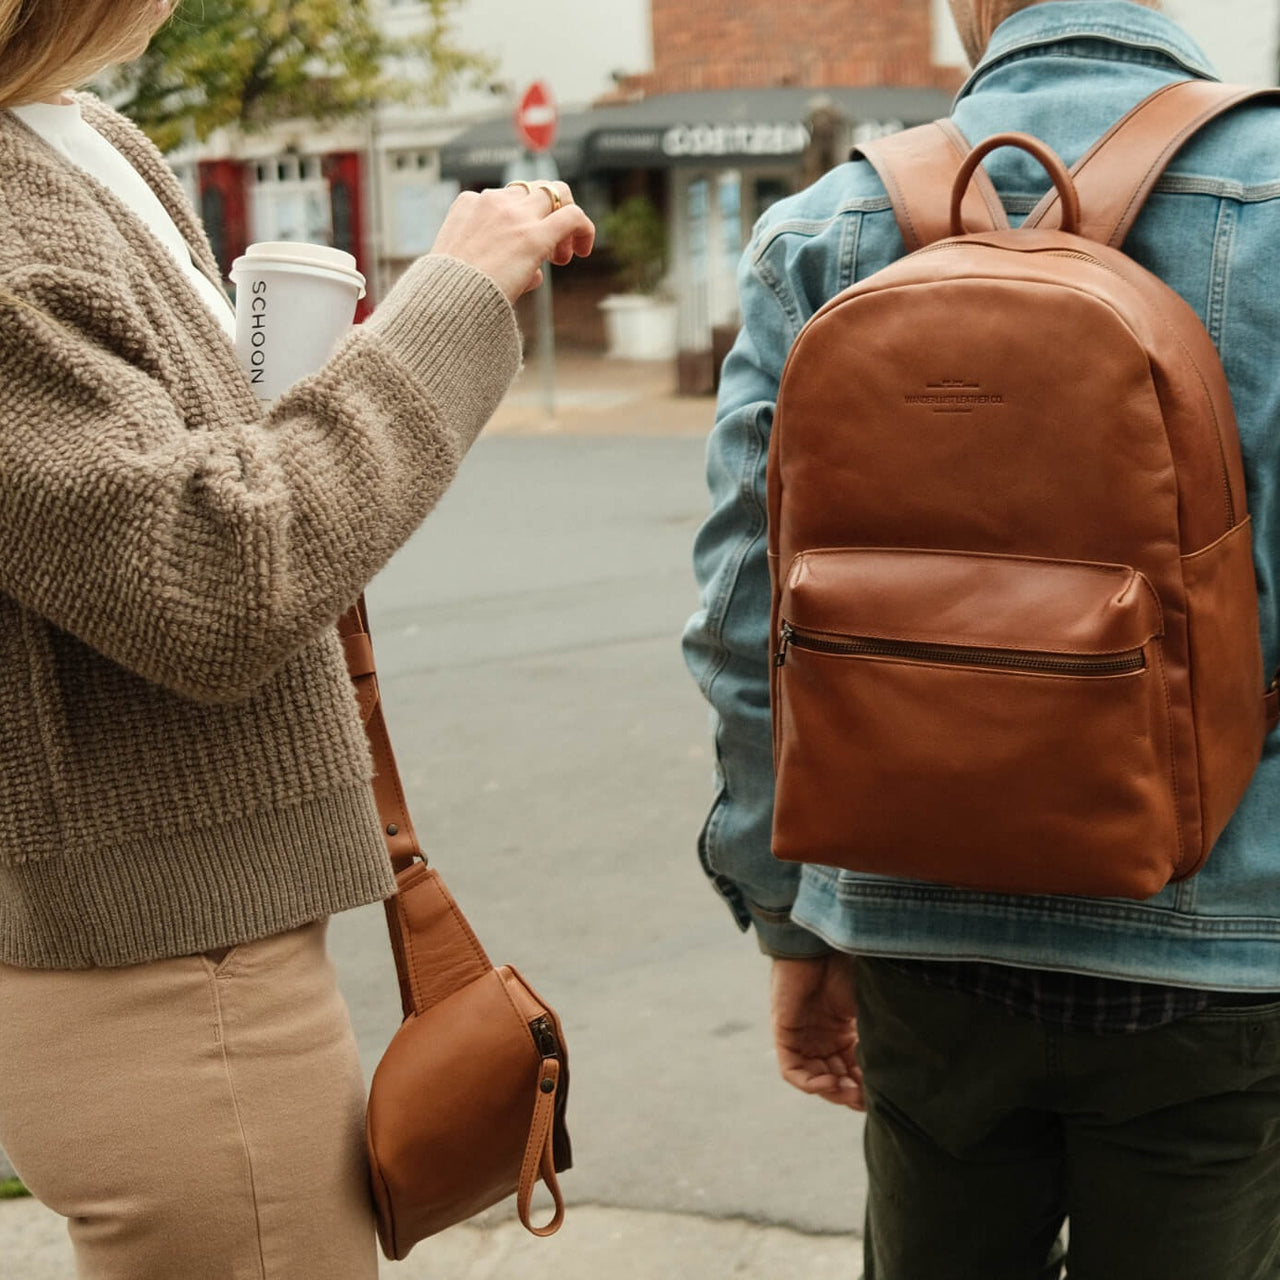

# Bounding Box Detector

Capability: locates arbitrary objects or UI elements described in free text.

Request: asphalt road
[336,432,867,1234]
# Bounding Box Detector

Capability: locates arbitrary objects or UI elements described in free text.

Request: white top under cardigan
[10,100,237,337]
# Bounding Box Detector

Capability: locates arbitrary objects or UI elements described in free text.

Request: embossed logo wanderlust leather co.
[904,380,1005,415]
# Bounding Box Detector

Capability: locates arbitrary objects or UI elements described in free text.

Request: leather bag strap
[517,1057,566,1237]
[389,862,493,1017]
[338,596,422,874]
[854,118,1010,252]
[1023,80,1280,246]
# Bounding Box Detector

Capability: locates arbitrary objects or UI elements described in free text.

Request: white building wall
[381,0,652,124]
[1164,0,1279,84]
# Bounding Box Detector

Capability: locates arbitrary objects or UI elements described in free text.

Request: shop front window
[386,151,458,259]
[249,155,331,244]
[753,176,790,221]
[718,172,742,278]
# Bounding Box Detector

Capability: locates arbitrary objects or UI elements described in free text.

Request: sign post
[510,81,559,423]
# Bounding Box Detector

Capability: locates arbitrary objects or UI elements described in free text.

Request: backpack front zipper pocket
[776,625,1147,678]
[770,547,1180,899]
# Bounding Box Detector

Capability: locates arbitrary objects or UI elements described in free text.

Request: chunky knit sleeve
[0,253,521,703]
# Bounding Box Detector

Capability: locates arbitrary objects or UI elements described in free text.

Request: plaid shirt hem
[884,960,1280,1036]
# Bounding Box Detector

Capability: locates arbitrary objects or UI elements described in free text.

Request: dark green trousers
[854,957,1280,1280]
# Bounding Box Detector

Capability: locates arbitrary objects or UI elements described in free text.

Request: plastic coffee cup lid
[230,241,366,296]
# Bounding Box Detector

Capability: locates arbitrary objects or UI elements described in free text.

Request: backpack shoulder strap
[854,118,1010,252]
[1024,80,1280,246]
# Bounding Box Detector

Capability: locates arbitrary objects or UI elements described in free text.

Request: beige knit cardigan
[0,98,521,967]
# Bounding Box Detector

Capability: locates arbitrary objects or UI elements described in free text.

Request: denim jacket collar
[958,1,1220,100]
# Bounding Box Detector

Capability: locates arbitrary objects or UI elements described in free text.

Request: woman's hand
[430,180,595,303]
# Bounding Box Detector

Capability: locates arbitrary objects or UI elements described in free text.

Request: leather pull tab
[517,1058,566,1238]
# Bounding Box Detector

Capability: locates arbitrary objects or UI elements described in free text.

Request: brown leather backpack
[768,81,1279,900]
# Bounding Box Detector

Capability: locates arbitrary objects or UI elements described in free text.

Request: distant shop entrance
[441,84,952,386]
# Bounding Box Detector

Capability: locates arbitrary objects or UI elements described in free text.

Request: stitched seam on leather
[794,548,1163,637]
[779,627,1155,656]
[495,974,549,1218]
[365,1122,399,1258]
[1024,80,1183,231]
[519,1085,553,1207]
[496,973,542,1064]
[881,163,921,252]
[400,894,428,1010]
[799,548,1145,576]
[1155,642,1189,876]
[518,1064,558,1225]
[1107,96,1250,247]
[373,703,413,834]
[435,881,491,977]
[940,118,1006,232]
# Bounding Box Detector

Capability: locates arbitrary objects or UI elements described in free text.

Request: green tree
[100,0,492,153]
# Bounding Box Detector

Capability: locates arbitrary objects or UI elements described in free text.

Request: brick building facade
[645,0,961,96]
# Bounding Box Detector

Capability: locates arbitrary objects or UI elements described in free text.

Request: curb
[0,1199,861,1280]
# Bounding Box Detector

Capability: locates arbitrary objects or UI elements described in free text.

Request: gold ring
[534,182,563,213]
[504,180,532,195]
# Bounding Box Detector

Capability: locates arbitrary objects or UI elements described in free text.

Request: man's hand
[771,954,865,1112]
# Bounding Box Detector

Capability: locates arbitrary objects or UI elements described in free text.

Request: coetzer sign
[661,122,810,159]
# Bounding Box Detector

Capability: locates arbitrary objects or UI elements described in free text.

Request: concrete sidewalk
[485,351,714,437]
[0,1196,861,1279]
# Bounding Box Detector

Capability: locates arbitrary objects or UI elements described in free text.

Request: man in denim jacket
[683,2,1280,1275]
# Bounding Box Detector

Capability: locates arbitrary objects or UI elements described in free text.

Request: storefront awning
[439,85,955,185]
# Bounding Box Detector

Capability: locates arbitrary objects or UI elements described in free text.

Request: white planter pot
[599,294,678,361]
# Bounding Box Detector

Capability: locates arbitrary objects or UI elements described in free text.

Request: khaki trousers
[0,920,378,1280]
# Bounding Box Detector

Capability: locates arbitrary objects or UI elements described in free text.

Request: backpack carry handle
[951,133,1081,237]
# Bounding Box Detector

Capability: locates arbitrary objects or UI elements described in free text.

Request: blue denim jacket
[683,0,1280,988]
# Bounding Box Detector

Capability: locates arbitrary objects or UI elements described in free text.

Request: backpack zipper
[775,622,1145,676]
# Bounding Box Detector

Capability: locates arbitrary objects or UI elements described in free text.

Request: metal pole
[506,148,560,422]
[538,262,556,422]
[364,111,387,305]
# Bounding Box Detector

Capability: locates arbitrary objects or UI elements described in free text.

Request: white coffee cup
[230,242,367,403]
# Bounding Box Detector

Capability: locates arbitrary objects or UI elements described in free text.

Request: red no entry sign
[514,80,558,153]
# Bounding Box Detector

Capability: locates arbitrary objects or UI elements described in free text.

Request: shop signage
[660,122,810,159]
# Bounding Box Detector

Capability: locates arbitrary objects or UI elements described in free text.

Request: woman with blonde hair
[0,1,593,1276]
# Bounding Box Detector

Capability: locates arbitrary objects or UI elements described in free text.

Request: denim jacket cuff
[750,908,834,959]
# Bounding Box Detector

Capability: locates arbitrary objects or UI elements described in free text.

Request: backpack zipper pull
[531,1014,560,1060]
[775,623,794,667]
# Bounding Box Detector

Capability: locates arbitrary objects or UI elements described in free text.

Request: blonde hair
[0,0,158,109]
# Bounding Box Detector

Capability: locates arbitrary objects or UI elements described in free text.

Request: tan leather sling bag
[769,81,1280,900]
[338,597,571,1259]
